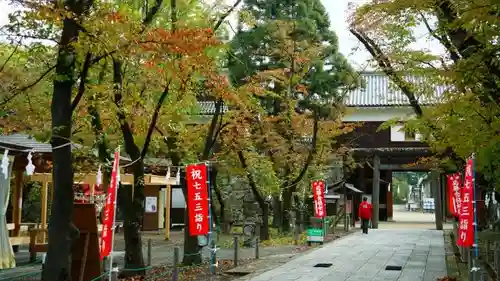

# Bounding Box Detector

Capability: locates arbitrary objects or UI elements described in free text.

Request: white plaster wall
[342,106,415,122]
[344,106,422,142]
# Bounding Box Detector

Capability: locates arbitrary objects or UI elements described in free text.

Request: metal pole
[147,239,152,266]
[234,236,239,267]
[111,262,118,281]
[109,147,120,281]
[471,154,480,281]
[173,247,179,281]
[210,239,217,275]
[207,163,215,274]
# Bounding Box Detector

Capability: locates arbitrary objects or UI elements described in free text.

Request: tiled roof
[197,101,229,115]
[0,134,172,167]
[0,134,81,153]
[345,72,446,107]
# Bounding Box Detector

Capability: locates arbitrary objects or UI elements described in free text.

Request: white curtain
[0,156,15,269]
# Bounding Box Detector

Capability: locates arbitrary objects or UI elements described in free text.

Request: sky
[322,0,372,69]
[0,0,442,70]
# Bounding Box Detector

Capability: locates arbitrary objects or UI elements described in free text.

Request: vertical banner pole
[472,154,479,258]
[471,154,480,280]
[207,163,215,274]
[110,147,120,280]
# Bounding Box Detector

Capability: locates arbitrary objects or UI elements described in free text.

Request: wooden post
[343,183,348,231]
[12,170,23,237]
[372,155,380,229]
[89,184,95,203]
[41,181,49,241]
[165,185,171,240]
[432,171,444,230]
[386,171,393,222]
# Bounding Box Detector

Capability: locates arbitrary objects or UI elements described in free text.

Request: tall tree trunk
[210,166,221,226]
[212,167,224,221]
[162,132,203,265]
[281,112,319,232]
[261,203,270,240]
[119,162,146,275]
[180,168,203,265]
[271,195,282,228]
[113,58,146,274]
[43,1,88,278]
[237,151,269,240]
[281,189,293,232]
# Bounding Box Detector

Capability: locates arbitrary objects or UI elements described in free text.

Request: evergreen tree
[229,0,358,231]
[230,0,352,99]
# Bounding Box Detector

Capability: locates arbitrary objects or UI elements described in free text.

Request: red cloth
[358,201,372,220]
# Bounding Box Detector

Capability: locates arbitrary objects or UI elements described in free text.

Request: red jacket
[358,201,372,220]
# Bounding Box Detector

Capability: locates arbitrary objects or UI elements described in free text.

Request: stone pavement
[238,229,447,281]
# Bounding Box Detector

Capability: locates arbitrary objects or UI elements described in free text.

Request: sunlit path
[238,229,446,281]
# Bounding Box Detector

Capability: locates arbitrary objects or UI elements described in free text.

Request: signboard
[457,159,474,247]
[186,163,209,236]
[447,173,461,217]
[99,150,120,260]
[312,180,326,218]
[145,196,157,213]
[346,200,352,214]
[306,228,324,242]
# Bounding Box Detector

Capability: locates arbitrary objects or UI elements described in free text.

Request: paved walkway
[241,229,447,281]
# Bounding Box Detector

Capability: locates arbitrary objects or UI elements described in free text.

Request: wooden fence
[452,223,497,280]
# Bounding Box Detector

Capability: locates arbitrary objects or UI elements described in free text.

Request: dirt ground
[1,227,355,281]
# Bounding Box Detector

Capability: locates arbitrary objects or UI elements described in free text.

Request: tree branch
[202,100,223,160]
[213,0,243,32]
[0,41,20,73]
[143,0,164,27]
[141,80,172,158]
[350,28,424,117]
[283,111,319,191]
[71,52,92,111]
[350,27,464,166]
[113,57,141,159]
[436,0,500,84]
[237,150,266,207]
[419,13,460,63]
[0,64,56,107]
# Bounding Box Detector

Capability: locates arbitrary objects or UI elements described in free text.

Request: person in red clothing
[358,197,372,234]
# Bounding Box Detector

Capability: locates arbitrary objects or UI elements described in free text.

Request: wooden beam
[41,181,48,241]
[12,170,23,237]
[90,184,95,203]
[432,171,444,230]
[29,173,178,186]
[379,164,430,171]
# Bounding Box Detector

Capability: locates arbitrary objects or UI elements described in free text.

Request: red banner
[457,159,474,247]
[186,163,209,236]
[312,180,326,218]
[447,173,462,217]
[100,150,120,260]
